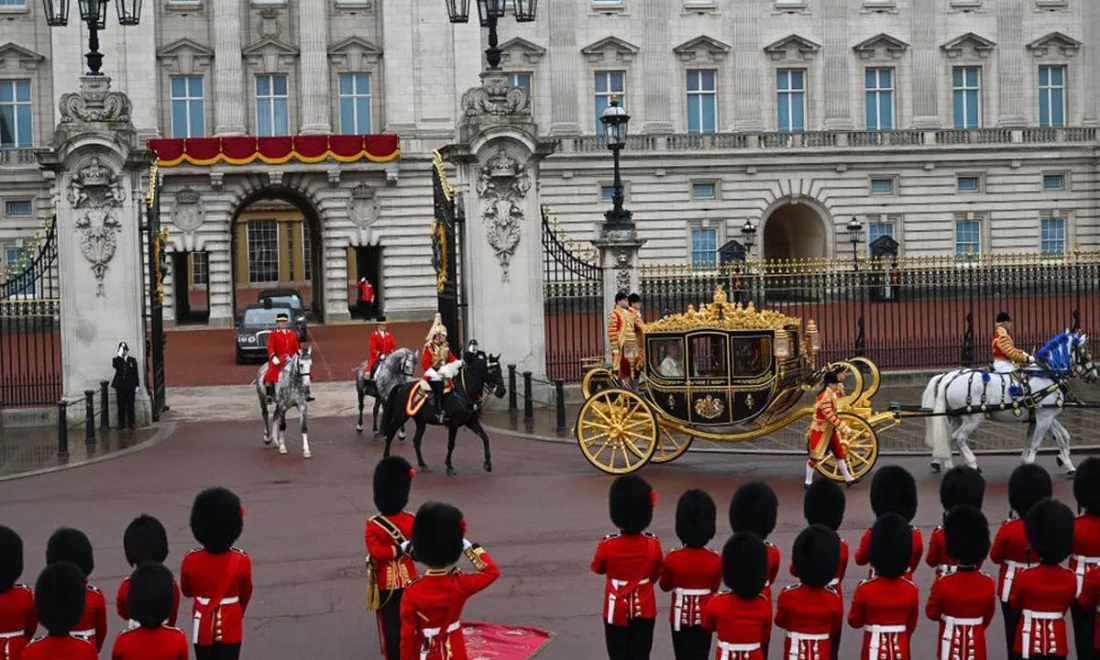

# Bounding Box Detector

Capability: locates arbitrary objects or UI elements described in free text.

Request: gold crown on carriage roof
[643,285,802,333]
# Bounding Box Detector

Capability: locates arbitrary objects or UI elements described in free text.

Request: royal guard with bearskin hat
[805,372,859,487]
[1009,499,1077,660]
[263,311,302,403]
[993,312,1034,374]
[1081,569,1100,660]
[729,483,780,604]
[925,505,997,660]
[117,514,180,630]
[592,475,664,659]
[848,513,920,660]
[110,562,188,659]
[1071,457,1100,660]
[926,467,986,580]
[366,317,397,380]
[398,502,500,660]
[855,465,923,581]
[701,533,771,660]
[366,456,418,660]
[793,480,849,659]
[0,526,35,660]
[23,562,95,660]
[45,528,106,653]
[181,487,253,660]
[776,525,844,660]
[660,489,721,659]
[420,314,462,424]
[607,293,639,382]
[991,463,1053,654]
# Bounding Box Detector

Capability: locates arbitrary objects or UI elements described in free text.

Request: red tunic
[1071,513,1100,596]
[990,518,1036,603]
[367,331,398,374]
[790,539,850,599]
[1077,568,1100,649]
[775,583,844,660]
[1009,564,1076,657]
[659,546,722,630]
[365,512,418,591]
[420,345,458,374]
[0,584,36,660]
[22,635,96,660]
[807,388,846,462]
[263,329,301,385]
[855,526,923,581]
[180,548,253,646]
[358,281,374,302]
[992,327,1028,363]
[109,625,188,660]
[926,526,985,580]
[591,533,664,626]
[848,576,920,660]
[702,592,771,660]
[71,584,107,652]
[116,576,181,628]
[761,543,780,603]
[925,568,997,660]
[398,546,500,660]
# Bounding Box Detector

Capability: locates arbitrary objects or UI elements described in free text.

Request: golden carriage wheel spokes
[575,388,658,475]
[650,427,695,464]
[814,412,880,482]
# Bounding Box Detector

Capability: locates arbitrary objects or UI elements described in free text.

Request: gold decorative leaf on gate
[694,394,725,420]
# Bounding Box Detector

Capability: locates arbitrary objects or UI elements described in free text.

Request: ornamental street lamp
[847,216,864,268]
[445,0,538,70]
[41,0,144,75]
[740,220,757,257]
[599,94,633,231]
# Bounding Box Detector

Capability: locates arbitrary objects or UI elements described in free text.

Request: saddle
[406,380,455,416]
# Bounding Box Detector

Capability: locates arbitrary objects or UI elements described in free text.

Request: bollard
[99,381,109,430]
[507,364,517,411]
[84,389,96,446]
[522,371,533,423]
[57,400,69,458]
[554,379,567,432]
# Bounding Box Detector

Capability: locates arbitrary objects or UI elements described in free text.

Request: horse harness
[945,368,1070,418]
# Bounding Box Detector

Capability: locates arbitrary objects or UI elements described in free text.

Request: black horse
[380,351,506,476]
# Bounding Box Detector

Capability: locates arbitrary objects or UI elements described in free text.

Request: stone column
[548,0,580,135]
[996,0,1027,126]
[1083,0,1098,125]
[593,232,645,358]
[213,0,246,136]
[822,0,852,130]
[382,0,416,133]
[35,76,153,425]
[297,0,331,134]
[910,0,940,128]
[640,0,672,133]
[731,0,763,131]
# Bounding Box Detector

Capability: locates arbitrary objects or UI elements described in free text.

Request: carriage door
[687,333,732,425]
[730,335,774,421]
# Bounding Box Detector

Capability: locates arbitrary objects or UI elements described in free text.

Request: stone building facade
[0,0,1097,326]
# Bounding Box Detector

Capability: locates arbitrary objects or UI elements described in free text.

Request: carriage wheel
[650,427,694,464]
[814,412,880,482]
[576,388,658,474]
[582,368,615,399]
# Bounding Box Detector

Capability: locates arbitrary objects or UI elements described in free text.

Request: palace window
[957,175,982,193]
[0,0,27,8]
[1043,174,1066,191]
[777,69,806,132]
[247,220,280,283]
[594,71,626,135]
[865,68,894,130]
[4,200,32,216]
[0,79,32,148]
[1038,65,1066,127]
[955,217,981,257]
[190,252,208,286]
[255,74,289,137]
[1041,215,1065,256]
[952,66,981,129]
[507,72,532,92]
[170,75,205,139]
[868,221,896,244]
[691,182,717,200]
[686,69,717,134]
[338,73,372,134]
[870,177,895,195]
[690,227,718,267]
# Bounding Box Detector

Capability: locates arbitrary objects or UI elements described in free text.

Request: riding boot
[264,382,275,404]
[430,380,446,423]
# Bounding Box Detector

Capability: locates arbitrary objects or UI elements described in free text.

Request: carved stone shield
[171,187,204,232]
[347,183,380,228]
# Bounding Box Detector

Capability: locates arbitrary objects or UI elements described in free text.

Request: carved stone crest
[461,74,532,118]
[67,156,126,296]
[614,249,634,293]
[476,148,530,281]
[59,76,132,124]
[347,183,380,228]
[171,187,205,233]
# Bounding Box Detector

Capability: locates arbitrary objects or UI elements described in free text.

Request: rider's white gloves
[272,356,280,365]
[1027,354,1036,364]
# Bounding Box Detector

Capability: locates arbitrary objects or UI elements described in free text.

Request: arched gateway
[760,198,833,261]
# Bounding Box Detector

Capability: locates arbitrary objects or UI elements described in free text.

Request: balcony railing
[0,149,37,166]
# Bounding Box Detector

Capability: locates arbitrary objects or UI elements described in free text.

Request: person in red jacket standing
[116,515,180,630]
[660,490,721,659]
[592,475,663,660]
[23,562,95,660]
[1071,458,1100,660]
[776,525,844,660]
[263,312,302,404]
[728,483,780,604]
[1009,499,1077,660]
[0,526,35,660]
[419,315,461,424]
[701,533,771,660]
[854,465,923,581]
[1078,539,1100,660]
[792,480,848,659]
[848,513,920,660]
[366,317,397,380]
[357,278,375,320]
[925,505,997,660]
[366,456,418,660]
[926,466,986,580]
[45,528,105,653]
[991,463,1052,655]
[181,487,253,660]
[110,562,188,660]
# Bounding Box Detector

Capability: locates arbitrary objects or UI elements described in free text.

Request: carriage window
[732,337,771,378]
[689,334,727,378]
[649,338,685,378]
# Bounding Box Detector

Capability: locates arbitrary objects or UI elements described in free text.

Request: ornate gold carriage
[575,286,894,480]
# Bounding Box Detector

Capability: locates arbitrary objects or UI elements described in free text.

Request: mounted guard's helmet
[276,312,289,322]
[426,313,447,342]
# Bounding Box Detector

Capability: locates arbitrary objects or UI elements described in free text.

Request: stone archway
[761,200,830,261]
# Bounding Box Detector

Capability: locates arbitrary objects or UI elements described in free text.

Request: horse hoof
[1056,456,1065,467]
[303,451,312,459]
[419,465,432,474]
[356,424,363,434]
[263,435,271,445]
[446,466,457,477]
[484,461,493,473]
[399,431,407,441]
[1067,468,1077,478]
[930,462,941,474]
[373,429,380,438]
[278,445,288,455]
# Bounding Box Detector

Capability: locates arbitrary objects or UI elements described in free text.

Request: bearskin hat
[870,465,918,522]
[190,487,243,554]
[410,502,464,569]
[128,562,175,629]
[943,505,991,567]
[869,513,913,579]
[1025,498,1075,565]
[123,515,169,567]
[1008,463,1052,519]
[45,527,94,577]
[0,526,23,592]
[721,533,768,600]
[374,456,414,516]
[792,525,841,589]
[675,489,717,548]
[609,475,654,535]
[1073,457,1100,515]
[728,482,778,539]
[939,466,986,513]
[804,479,846,531]
[34,561,86,636]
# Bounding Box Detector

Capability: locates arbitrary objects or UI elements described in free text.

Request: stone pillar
[213,0,246,136]
[731,0,763,131]
[822,0,852,130]
[548,0,580,135]
[1082,0,1098,125]
[640,0,672,133]
[996,0,1027,127]
[593,231,645,358]
[35,76,153,425]
[297,0,331,134]
[910,0,941,129]
[382,0,416,133]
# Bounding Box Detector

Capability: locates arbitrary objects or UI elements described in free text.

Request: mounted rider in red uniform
[264,312,301,404]
[366,317,397,380]
[420,314,461,423]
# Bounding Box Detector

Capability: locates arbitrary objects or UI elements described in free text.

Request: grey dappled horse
[355,347,415,439]
[254,347,314,458]
[923,330,1098,475]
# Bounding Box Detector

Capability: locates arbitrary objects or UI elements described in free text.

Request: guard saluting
[45,528,106,653]
[109,563,188,660]
[23,562,95,660]
[1071,457,1100,660]
[702,534,771,660]
[926,466,986,580]
[1010,499,1077,660]
[660,489,721,659]
[366,456,417,660]
[854,465,923,581]
[0,526,35,660]
[775,525,844,660]
[848,513,920,660]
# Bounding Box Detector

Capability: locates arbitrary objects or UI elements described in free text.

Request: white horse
[254,347,314,458]
[923,331,1097,475]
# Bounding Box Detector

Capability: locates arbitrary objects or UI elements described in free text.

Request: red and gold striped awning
[147,135,400,167]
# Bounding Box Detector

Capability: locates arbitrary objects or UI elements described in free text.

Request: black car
[257,289,308,341]
[236,304,294,364]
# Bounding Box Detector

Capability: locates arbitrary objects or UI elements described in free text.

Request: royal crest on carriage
[694,395,725,420]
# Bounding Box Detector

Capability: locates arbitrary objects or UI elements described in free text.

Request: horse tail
[924,373,952,457]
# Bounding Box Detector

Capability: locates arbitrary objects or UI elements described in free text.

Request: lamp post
[445,0,537,70]
[847,216,864,269]
[599,94,633,231]
[847,216,866,355]
[740,220,757,260]
[42,0,143,76]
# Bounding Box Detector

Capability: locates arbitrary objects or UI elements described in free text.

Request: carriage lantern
[804,319,820,368]
[774,329,791,360]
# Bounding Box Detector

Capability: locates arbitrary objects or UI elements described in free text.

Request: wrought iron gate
[0,216,61,408]
[542,206,603,382]
[430,151,463,345]
[145,164,168,420]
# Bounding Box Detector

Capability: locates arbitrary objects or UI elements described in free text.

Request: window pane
[778,93,789,131]
[339,73,352,95]
[595,73,608,94]
[879,94,893,129]
[600,185,615,201]
[687,71,699,92]
[357,98,372,132]
[171,101,188,138]
[339,98,354,133]
[701,95,716,133]
[865,69,876,88]
[256,75,270,96]
[257,99,271,136]
[1043,174,1065,190]
[1052,88,1064,126]
[692,183,716,199]
[610,72,624,93]
[958,177,979,192]
[1052,66,1064,85]
[274,99,289,135]
[0,106,14,147]
[1040,91,1051,127]
[15,105,31,146]
[189,102,204,138]
[965,91,979,127]
[870,179,894,194]
[792,93,805,131]
[14,80,29,103]
[171,76,187,97]
[777,70,789,90]
[687,94,701,133]
[966,67,979,87]
[273,75,287,96]
[189,76,203,96]
[5,200,32,216]
[952,67,963,87]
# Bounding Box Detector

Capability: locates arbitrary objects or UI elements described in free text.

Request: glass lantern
[599,95,630,148]
[476,0,507,26]
[77,0,108,28]
[41,0,72,26]
[513,0,537,21]
[115,0,141,25]
[774,330,791,360]
[444,0,471,23]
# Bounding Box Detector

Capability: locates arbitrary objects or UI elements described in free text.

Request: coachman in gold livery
[607,292,639,380]
[806,371,859,488]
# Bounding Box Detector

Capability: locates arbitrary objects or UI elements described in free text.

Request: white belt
[786,632,829,660]
[607,578,650,625]
[672,588,712,632]
[718,640,760,659]
[940,616,983,660]
[191,597,241,643]
[421,622,461,660]
[1002,560,1037,602]
[1021,610,1063,659]
[128,618,168,631]
[1073,554,1100,596]
[865,624,907,660]
[71,628,95,639]
[0,631,23,639]
[196,596,239,605]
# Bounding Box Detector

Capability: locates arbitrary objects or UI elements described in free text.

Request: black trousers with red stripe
[376,588,404,660]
